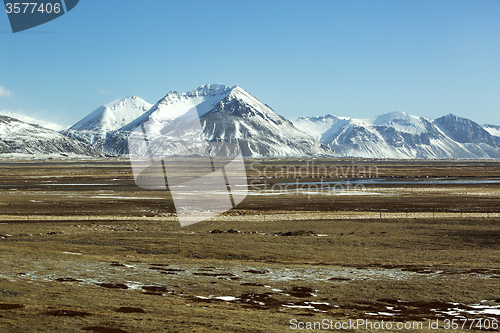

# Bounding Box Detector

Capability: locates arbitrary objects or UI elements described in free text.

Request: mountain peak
[373,111,409,122]
[434,114,474,127]
[369,111,428,134]
[184,84,249,100]
[440,113,460,120]
[433,113,498,145]
[155,84,233,107]
[121,84,236,131]
[187,84,231,97]
[296,114,340,122]
[103,95,142,108]
[390,111,408,116]
[70,96,152,132]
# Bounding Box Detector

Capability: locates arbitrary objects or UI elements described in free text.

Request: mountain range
[294,112,500,159]
[1,84,500,159]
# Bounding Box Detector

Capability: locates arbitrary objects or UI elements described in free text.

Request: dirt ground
[0,158,499,332]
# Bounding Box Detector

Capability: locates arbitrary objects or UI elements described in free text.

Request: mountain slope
[0,110,66,131]
[67,85,334,157]
[0,116,102,156]
[69,96,152,132]
[201,86,333,157]
[435,114,500,147]
[121,84,231,132]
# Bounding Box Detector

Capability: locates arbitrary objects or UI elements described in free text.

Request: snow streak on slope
[0,110,66,131]
[70,96,152,132]
[0,116,102,156]
[483,125,500,137]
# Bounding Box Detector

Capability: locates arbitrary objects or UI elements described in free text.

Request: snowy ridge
[369,111,428,134]
[0,110,66,131]
[70,96,152,132]
[62,129,130,157]
[198,86,334,157]
[295,111,500,159]
[0,116,102,156]
[121,84,232,132]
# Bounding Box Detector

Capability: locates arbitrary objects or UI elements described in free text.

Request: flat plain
[0,158,499,332]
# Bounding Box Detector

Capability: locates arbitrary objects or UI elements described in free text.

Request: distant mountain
[435,114,500,146]
[65,84,334,158]
[433,114,500,158]
[0,116,102,156]
[69,96,152,132]
[0,110,66,131]
[62,96,153,156]
[294,111,500,159]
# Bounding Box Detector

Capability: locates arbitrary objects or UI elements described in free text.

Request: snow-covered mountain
[0,116,102,157]
[0,110,66,131]
[69,96,152,132]
[65,84,334,158]
[294,111,500,159]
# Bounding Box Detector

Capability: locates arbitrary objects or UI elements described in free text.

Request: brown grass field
[0,158,499,332]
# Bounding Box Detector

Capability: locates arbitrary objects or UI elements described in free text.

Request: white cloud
[100,89,110,95]
[0,86,13,97]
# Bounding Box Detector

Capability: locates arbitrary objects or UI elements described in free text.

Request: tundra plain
[0,158,499,332]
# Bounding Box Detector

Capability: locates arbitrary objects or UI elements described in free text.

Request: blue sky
[1,0,499,127]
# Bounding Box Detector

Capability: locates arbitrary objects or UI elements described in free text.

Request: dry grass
[0,159,499,332]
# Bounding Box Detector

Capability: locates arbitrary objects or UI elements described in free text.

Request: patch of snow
[215,296,238,302]
[483,124,500,137]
